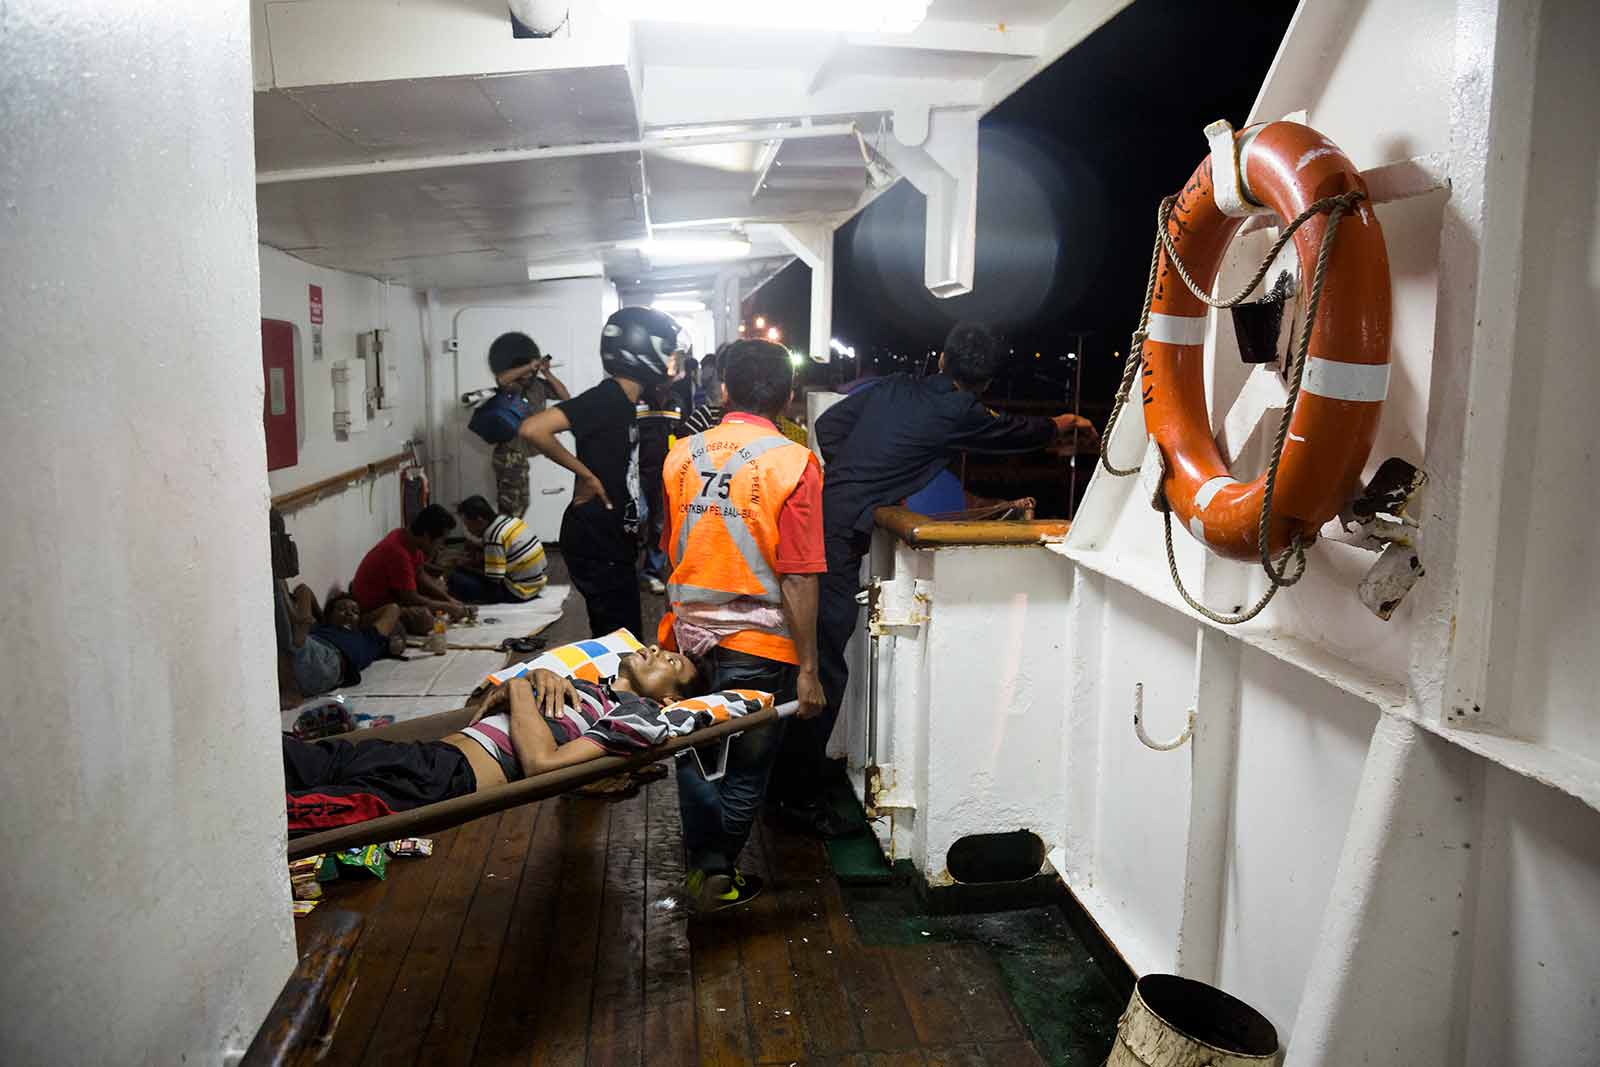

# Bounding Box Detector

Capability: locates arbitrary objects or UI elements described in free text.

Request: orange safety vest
[658,417,816,664]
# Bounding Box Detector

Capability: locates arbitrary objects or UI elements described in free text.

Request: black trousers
[565,551,643,639]
[561,503,644,640]
[283,735,475,834]
[771,531,866,804]
[446,568,512,604]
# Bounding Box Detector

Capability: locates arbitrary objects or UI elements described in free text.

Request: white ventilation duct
[508,1,569,37]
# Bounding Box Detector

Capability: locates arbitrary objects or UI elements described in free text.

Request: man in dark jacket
[769,321,1098,834]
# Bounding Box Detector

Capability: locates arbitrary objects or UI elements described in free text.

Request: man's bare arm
[507,676,603,776]
[780,573,825,719]
[518,407,612,509]
[414,569,467,618]
[392,587,457,614]
[540,361,571,402]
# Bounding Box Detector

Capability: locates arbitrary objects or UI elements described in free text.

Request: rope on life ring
[1098,121,1391,625]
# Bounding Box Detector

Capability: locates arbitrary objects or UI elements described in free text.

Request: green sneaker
[685,868,765,913]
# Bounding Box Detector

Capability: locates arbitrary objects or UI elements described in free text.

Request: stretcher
[286,699,801,860]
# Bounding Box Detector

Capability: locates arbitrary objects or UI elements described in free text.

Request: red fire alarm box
[262,318,298,471]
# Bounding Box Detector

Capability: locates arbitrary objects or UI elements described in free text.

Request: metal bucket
[1105,974,1282,1067]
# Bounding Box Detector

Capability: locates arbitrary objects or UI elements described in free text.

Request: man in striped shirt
[449,495,549,603]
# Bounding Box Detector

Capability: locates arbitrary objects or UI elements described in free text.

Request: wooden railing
[271,449,415,515]
[239,910,364,1067]
[874,505,1070,548]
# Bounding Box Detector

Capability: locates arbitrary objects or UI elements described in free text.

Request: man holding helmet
[518,307,683,639]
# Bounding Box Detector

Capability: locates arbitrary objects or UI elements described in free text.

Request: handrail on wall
[874,505,1070,548]
[271,448,415,515]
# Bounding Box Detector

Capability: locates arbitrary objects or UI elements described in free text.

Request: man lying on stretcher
[285,645,709,834]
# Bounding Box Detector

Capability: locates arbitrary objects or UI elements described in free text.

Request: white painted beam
[1175,627,1243,985]
[876,108,979,297]
[256,122,857,184]
[712,269,742,349]
[748,222,835,362]
[1427,0,1542,733]
[750,139,785,200]
[638,69,980,129]
[1286,715,1477,1067]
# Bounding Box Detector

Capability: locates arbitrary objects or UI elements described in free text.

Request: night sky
[746,0,1298,414]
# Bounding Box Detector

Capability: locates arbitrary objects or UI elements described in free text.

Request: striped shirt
[483,514,547,600]
[676,403,724,437]
[460,678,657,779]
[459,679,769,779]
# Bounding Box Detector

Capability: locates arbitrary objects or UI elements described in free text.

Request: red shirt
[350,529,424,612]
[662,412,826,574]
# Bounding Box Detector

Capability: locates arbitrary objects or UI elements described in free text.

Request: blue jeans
[642,540,670,581]
[676,647,796,873]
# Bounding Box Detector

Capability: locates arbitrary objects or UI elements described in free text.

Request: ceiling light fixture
[651,298,708,314]
[629,236,752,264]
[526,259,605,282]
[597,0,929,33]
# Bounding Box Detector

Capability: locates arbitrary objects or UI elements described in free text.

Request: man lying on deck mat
[284,646,705,834]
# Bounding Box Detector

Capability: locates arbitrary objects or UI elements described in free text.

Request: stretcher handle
[679,700,801,781]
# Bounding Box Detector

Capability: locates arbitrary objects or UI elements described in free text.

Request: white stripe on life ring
[1147,313,1208,347]
[1188,517,1209,545]
[1302,357,1390,403]
[1193,476,1239,513]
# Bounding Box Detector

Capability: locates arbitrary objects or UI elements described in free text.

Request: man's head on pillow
[615,645,702,703]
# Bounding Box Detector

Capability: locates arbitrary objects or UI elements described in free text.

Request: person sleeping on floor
[284,645,767,834]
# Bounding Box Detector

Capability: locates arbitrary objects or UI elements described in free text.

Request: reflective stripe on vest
[667,431,796,606]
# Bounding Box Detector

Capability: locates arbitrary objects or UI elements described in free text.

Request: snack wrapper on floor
[386,838,433,858]
[290,854,325,900]
[333,844,388,879]
[292,899,321,916]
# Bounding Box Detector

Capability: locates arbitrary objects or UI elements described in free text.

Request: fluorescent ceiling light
[652,299,707,314]
[526,259,604,282]
[630,237,752,264]
[598,0,929,33]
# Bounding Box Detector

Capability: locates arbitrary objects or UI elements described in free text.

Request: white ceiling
[254,68,639,172]
[251,0,1128,293]
[258,152,648,288]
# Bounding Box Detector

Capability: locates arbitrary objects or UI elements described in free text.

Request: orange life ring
[1142,121,1391,561]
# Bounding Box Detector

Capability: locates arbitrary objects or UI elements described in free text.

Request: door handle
[541,487,564,495]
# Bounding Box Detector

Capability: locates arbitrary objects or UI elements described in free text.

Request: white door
[453,305,601,543]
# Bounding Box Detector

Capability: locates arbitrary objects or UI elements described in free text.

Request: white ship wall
[260,247,428,595]
[850,0,1600,1062]
[0,2,295,1062]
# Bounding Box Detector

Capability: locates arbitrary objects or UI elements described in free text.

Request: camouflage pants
[492,442,530,518]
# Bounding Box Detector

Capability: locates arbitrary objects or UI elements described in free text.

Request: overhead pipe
[256,122,860,184]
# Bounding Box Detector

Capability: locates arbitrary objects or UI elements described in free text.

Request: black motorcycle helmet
[600,306,681,385]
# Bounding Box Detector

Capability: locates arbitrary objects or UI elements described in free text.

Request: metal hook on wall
[1132,682,1196,751]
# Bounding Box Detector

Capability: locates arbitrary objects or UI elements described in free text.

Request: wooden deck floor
[293,551,1052,1064]
[296,788,1049,1066]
